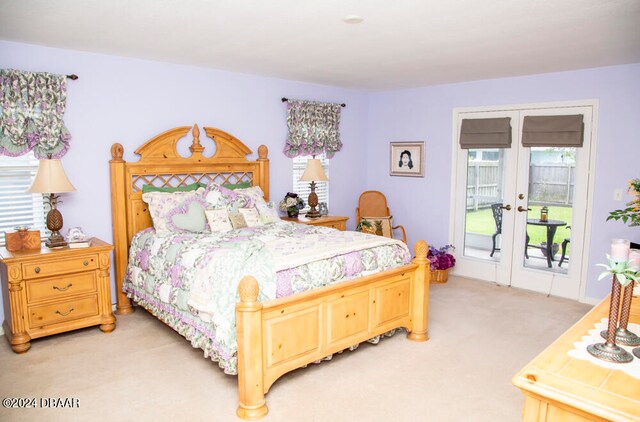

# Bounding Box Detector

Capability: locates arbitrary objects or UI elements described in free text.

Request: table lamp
[27,158,76,248]
[299,158,328,219]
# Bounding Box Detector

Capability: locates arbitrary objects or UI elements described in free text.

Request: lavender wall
[0,41,369,323]
[0,41,638,327]
[366,63,640,300]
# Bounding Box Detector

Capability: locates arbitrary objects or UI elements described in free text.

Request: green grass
[466,205,573,249]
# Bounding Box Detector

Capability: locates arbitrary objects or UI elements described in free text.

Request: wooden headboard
[109,124,269,314]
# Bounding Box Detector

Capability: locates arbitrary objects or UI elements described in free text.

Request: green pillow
[142,182,206,193]
[223,181,251,190]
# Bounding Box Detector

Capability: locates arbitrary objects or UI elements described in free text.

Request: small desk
[526,219,567,268]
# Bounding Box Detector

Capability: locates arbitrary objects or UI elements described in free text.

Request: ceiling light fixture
[342,15,364,24]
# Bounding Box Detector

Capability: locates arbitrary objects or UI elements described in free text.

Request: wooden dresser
[513,294,640,421]
[1,238,115,353]
[281,215,349,231]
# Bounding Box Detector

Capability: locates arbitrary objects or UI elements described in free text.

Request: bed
[109,124,430,419]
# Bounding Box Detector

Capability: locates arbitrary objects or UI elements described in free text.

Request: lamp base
[305,208,322,219]
[45,232,67,248]
[305,181,321,219]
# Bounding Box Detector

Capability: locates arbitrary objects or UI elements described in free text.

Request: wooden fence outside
[466,162,575,210]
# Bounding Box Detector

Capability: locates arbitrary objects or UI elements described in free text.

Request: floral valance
[0,69,71,158]
[283,99,342,158]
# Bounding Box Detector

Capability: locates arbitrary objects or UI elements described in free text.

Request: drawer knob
[34,267,40,274]
[83,260,89,266]
[53,283,73,292]
[54,308,75,317]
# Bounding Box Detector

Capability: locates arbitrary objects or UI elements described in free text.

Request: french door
[451,101,597,300]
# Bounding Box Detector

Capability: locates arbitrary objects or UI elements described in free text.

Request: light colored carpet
[0,276,591,422]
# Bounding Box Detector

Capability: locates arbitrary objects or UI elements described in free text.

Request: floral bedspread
[124,221,410,374]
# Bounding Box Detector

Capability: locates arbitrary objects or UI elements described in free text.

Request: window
[292,155,329,212]
[0,152,47,246]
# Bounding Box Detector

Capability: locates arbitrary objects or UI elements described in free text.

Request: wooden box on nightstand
[0,238,116,353]
[281,215,349,231]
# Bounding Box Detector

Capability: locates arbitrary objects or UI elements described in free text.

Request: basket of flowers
[427,244,456,284]
[279,192,305,218]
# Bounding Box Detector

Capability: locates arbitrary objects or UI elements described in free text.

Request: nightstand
[0,238,115,353]
[281,215,349,231]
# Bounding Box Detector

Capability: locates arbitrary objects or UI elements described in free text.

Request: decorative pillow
[203,183,234,209]
[256,201,280,224]
[238,207,263,227]
[142,189,208,233]
[204,182,266,210]
[204,209,233,233]
[360,216,393,238]
[228,211,248,229]
[142,182,206,194]
[235,186,267,207]
[223,181,251,190]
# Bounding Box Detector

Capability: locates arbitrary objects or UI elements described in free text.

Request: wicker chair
[356,190,407,243]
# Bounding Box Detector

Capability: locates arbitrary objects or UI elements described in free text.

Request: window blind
[293,155,329,212]
[522,115,584,147]
[460,118,512,149]
[0,153,48,246]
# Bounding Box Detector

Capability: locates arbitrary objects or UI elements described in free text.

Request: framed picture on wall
[390,141,424,177]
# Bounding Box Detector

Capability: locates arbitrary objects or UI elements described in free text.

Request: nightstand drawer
[23,255,98,279]
[28,295,99,329]
[26,273,97,303]
[324,222,346,230]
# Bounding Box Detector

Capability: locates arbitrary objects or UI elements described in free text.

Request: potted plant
[427,244,456,284]
[279,192,305,218]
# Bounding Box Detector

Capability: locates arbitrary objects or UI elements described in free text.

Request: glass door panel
[521,147,575,274]
[463,148,506,263]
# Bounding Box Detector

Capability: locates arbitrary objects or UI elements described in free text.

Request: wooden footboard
[236,240,430,419]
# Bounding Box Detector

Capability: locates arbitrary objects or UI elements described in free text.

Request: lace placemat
[568,318,640,379]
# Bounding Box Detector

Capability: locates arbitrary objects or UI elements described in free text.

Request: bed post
[236,276,268,420]
[109,143,134,315]
[408,240,430,341]
[257,145,269,200]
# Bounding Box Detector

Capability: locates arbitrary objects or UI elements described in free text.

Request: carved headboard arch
[109,124,269,313]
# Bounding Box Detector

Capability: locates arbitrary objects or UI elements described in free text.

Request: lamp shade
[299,158,328,182]
[27,159,76,194]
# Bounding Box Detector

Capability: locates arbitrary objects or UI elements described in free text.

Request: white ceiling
[1,0,639,91]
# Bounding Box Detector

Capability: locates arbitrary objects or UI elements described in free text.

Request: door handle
[517,206,531,212]
[500,204,512,211]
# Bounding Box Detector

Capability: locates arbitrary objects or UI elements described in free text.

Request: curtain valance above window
[0,69,71,158]
[459,117,512,149]
[283,99,342,158]
[522,115,584,147]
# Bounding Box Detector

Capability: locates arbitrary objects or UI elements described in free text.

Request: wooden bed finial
[258,145,268,160]
[414,240,428,261]
[110,143,124,162]
[189,124,205,156]
[238,276,260,303]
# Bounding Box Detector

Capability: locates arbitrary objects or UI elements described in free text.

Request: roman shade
[522,115,584,147]
[459,118,512,149]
